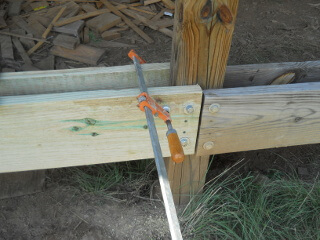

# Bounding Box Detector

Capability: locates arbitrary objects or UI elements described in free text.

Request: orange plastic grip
[167,132,185,163]
[128,49,146,64]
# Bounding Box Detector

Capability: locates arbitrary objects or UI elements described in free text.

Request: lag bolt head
[209,104,220,114]
[203,141,214,150]
[180,138,190,147]
[184,105,194,114]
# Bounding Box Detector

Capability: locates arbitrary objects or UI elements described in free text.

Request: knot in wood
[200,0,212,19]
[217,5,233,24]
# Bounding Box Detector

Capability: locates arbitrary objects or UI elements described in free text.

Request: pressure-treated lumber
[168,0,239,205]
[223,61,320,88]
[0,85,202,173]
[197,82,320,155]
[1,61,320,96]
[2,61,319,96]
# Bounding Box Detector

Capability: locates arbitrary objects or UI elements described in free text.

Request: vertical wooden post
[166,0,239,204]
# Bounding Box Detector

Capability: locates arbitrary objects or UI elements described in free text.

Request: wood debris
[0,0,175,71]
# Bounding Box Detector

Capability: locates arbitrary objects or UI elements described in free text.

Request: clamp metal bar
[132,56,183,240]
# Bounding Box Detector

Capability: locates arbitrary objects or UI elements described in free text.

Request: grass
[69,158,320,239]
[71,159,157,201]
[181,166,320,240]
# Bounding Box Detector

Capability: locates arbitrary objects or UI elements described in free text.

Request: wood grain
[2,61,319,96]
[171,0,239,89]
[50,44,105,65]
[0,85,202,173]
[197,82,320,155]
[0,63,170,96]
[100,0,154,43]
[168,0,239,205]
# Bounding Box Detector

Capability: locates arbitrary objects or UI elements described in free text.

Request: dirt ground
[1,0,320,239]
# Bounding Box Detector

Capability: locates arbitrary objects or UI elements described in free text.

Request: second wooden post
[166,0,239,204]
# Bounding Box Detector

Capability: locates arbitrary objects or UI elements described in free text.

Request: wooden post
[167,0,239,204]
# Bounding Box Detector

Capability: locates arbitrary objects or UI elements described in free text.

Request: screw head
[163,105,170,113]
[203,141,214,150]
[184,104,194,114]
[209,104,220,114]
[180,138,190,147]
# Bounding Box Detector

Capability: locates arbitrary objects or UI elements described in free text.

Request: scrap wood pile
[0,0,175,72]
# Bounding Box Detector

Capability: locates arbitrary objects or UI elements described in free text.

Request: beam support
[198,82,320,155]
[167,0,239,204]
[0,86,202,173]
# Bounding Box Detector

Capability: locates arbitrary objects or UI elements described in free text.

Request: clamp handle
[166,122,185,163]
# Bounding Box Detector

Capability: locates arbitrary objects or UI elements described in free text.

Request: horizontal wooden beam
[1,61,319,96]
[197,82,320,155]
[0,85,202,173]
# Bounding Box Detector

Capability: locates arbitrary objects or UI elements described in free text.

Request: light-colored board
[0,85,202,173]
[197,82,320,155]
[0,63,170,96]
[50,44,105,65]
[2,61,320,96]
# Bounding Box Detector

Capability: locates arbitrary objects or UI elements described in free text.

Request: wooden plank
[27,19,46,38]
[7,0,23,17]
[101,30,121,40]
[161,0,175,10]
[53,34,79,49]
[0,30,50,43]
[197,82,320,155]
[168,0,239,205]
[144,0,161,5]
[0,63,170,96]
[13,16,40,38]
[34,55,55,70]
[12,38,33,65]
[0,171,45,199]
[82,3,97,12]
[50,44,105,65]
[53,20,84,37]
[2,61,320,96]
[224,61,320,88]
[0,31,14,60]
[11,29,35,49]
[100,0,154,43]
[0,85,202,173]
[86,12,121,33]
[28,6,67,55]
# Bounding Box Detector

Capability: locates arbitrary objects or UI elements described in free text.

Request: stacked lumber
[0,0,175,72]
